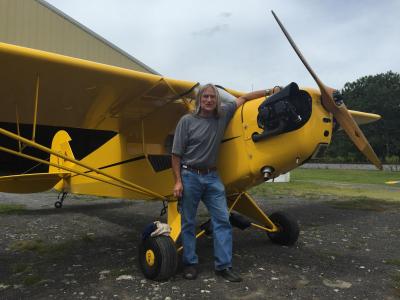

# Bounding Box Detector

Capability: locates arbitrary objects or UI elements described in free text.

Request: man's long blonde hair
[193,83,222,117]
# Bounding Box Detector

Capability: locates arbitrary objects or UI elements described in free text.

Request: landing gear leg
[55,192,67,208]
[138,199,181,281]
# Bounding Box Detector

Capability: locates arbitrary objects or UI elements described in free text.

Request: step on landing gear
[55,192,68,209]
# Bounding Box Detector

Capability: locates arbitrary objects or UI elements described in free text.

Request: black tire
[267,211,299,246]
[54,201,63,209]
[138,236,178,281]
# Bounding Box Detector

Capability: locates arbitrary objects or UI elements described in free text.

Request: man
[171,84,280,282]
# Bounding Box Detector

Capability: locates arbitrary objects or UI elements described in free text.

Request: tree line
[322,71,400,164]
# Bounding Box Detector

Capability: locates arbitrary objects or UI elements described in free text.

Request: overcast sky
[45,0,400,92]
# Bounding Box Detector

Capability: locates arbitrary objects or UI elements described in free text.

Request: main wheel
[138,236,178,281]
[267,211,299,246]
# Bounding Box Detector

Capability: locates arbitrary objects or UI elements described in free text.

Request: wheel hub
[145,249,155,266]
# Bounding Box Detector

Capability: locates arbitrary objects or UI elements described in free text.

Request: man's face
[200,87,217,114]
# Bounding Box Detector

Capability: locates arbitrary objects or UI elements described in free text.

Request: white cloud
[45,0,400,91]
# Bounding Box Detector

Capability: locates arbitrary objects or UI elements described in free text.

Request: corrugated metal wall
[0,0,157,74]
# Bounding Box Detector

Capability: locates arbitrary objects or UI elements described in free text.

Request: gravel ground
[0,191,399,300]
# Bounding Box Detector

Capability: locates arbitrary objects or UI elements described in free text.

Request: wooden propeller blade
[271,11,325,91]
[328,98,383,170]
[271,10,382,170]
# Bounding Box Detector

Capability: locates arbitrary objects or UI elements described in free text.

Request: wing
[0,42,246,197]
[335,110,381,131]
[0,42,200,133]
[348,110,381,126]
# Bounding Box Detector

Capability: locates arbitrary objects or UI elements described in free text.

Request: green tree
[324,71,400,163]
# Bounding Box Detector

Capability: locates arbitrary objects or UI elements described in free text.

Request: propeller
[271,11,382,170]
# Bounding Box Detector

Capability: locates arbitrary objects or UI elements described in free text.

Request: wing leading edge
[0,42,199,133]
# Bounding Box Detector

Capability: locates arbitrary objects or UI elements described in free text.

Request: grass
[11,263,32,274]
[392,273,400,295]
[81,233,96,243]
[250,168,400,203]
[289,168,397,184]
[385,259,400,266]
[10,264,42,286]
[326,198,400,211]
[0,203,27,214]
[23,274,42,286]
[9,239,71,256]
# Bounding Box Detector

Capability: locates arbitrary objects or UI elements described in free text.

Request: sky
[45,0,400,92]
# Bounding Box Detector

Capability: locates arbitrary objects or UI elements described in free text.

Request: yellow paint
[228,193,242,213]
[32,74,40,141]
[127,143,165,156]
[145,250,155,266]
[0,41,200,131]
[178,192,279,253]
[0,172,68,193]
[0,41,337,200]
[386,181,400,185]
[64,134,172,199]
[167,200,181,242]
[239,88,332,187]
[250,223,278,233]
[0,145,137,194]
[348,110,381,126]
[15,105,22,152]
[0,41,383,248]
[0,128,168,199]
[0,85,333,240]
[227,192,278,231]
[49,130,75,173]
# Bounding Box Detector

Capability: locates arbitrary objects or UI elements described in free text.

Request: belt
[181,164,217,175]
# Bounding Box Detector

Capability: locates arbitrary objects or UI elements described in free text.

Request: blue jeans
[180,169,232,271]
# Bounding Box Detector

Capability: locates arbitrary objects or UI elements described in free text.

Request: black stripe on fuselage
[75,135,239,178]
[71,155,146,177]
[221,136,240,143]
[96,155,146,171]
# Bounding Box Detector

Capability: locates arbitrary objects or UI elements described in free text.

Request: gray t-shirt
[172,102,237,169]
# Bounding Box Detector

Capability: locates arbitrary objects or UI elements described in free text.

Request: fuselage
[55,85,332,200]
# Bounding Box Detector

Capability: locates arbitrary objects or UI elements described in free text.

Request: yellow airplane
[0,12,382,281]
[386,181,400,185]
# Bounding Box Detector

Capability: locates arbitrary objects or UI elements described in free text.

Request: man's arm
[235,87,282,108]
[171,154,183,198]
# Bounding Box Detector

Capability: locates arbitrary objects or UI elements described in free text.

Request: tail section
[0,172,69,193]
[0,130,75,194]
[49,130,75,173]
[49,130,75,192]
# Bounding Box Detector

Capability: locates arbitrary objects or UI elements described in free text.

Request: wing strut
[0,127,168,200]
[0,145,149,195]
[15,105,22,152]
[32,74,40,141]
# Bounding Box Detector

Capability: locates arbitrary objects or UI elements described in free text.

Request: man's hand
[173,181,183,198]
[272,86,283,94]
[235,85,283,108]
[171,154,183,198]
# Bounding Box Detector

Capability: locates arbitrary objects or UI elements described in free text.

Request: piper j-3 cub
[0,12,382,280]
